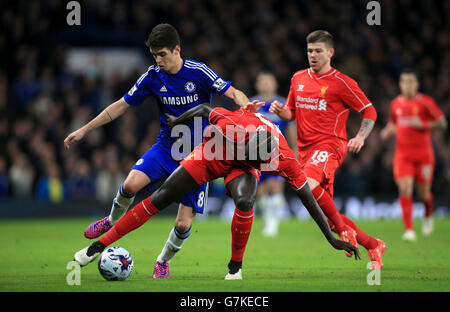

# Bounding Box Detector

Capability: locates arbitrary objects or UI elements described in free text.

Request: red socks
[399,196,413,230]
[231,208,254,262]
[312,186,346,233]
[424,193,434,218]
[100,197,159,246]
[325,205,378,250]
[340,215,378,250]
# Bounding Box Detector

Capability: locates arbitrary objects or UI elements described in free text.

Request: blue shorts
[259,172,284,183]
[132,142,208,213]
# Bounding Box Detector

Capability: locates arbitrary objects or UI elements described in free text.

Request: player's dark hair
[306,30,334,49]
[400,68,418,78]
[146,23,181,51]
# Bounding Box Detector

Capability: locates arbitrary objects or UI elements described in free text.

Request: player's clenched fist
[269,100,284,115]
[64,128,86,150]
[165,113,178,127]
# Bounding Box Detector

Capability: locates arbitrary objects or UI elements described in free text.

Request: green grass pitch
[1,216,449,292]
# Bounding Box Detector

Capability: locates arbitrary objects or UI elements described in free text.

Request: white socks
[157,226,191,263]
[259,193,287,236]
[271,193,287,215]
[109,185,135,225]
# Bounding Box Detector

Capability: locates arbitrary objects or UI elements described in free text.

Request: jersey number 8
[197,191,205,207]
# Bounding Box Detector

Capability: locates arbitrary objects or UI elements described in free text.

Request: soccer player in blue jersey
[251,72,296,237]
[64,24,251,278]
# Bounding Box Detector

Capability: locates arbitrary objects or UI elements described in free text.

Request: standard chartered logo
[295,97,327,111]
[318,99,327,111]
[296,95,319,104]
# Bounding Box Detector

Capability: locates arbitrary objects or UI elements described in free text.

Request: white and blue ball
[98,247,134,281]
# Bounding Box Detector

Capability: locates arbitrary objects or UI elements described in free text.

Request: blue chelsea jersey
[250,95,289,134]
[123,59,231,152]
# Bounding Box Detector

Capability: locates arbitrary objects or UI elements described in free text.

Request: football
[97,247,134,281]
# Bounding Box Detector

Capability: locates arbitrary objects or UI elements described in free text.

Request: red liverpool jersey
[207,107,307,190]
[286,67,372,158]
[389,93,443,159]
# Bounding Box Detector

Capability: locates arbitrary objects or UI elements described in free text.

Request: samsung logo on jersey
[160,94,199,105]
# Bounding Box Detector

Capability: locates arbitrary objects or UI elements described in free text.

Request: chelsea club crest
[184,81,196,93]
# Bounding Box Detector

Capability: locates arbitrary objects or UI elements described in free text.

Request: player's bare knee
[417,188,430,202]
[174,219,192,233]
[122,170,150,195]
[397,181,412,197]
[235,197,255,212]
[307,177,320,191]
[398,188,412,197]
[122,179,139,196]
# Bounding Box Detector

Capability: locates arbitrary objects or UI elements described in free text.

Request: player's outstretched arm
[380,121,396,141]
[410,115,448,130]
[165,103,213,127]
[295,184,361,260]
[64,98,129,150]
[430,117,447,130]
[223,86,250,108]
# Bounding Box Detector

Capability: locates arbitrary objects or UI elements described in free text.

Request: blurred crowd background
[0,0,448,214]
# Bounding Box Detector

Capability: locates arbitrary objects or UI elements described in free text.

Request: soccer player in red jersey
[381,69,447,241]
[74,103,360,277]
[270,30,385,268]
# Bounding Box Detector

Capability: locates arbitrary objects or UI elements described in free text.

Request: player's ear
[173,45,181,56]
[328,47,334,58]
